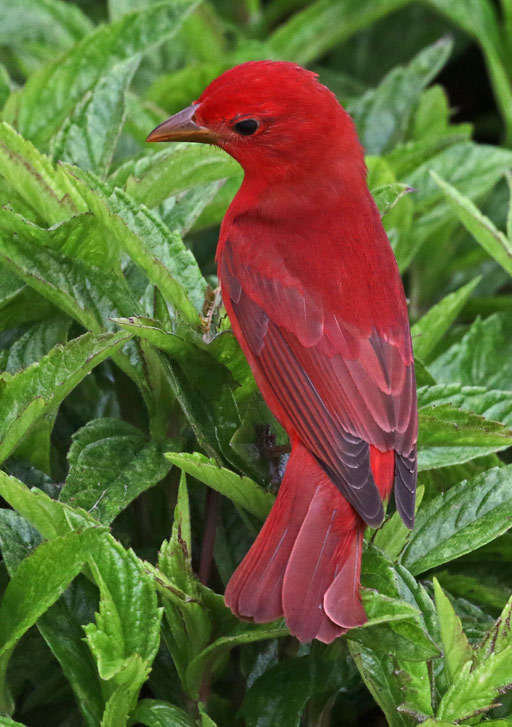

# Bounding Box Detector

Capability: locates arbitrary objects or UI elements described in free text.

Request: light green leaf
[411,277,481,362]
[84,535,162,681]
[373,485,424,559]
[0,122,85,223]
[401,465,512,575]
[61,418,172,524]
[165,452,274,521]
[0,0,92,56]
[3,0,199,147]
[51,57,140,177]
[129,699,196,727]
[0,330,132,465]
[158,472,212,692]
[62,166,207,323]
[432,170,512,277]
[437,646,512,722]
[101,654,150,727]
[0,527,107,659]
[433,578,472,685]
[111,144,240,208]
[372,183,414,216]
[3,315,70,374]
[0,470,95,541]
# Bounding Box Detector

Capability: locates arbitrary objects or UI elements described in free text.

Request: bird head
[147,61,364,185]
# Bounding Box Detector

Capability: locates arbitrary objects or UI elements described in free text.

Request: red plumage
[147,61,418,642]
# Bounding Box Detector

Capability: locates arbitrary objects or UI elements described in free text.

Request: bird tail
[224,443,369,643]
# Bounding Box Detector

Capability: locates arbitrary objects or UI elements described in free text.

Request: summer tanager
[147,61,417,643]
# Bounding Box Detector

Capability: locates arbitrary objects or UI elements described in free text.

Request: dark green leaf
[129,699,196,727]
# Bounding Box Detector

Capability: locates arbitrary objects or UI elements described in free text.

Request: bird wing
[219,237,417,528]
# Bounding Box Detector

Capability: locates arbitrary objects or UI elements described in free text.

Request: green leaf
[84,535,162,680]
[50,57,140,177]
[401,465,512,575]
[411,277,481,362]
[111,144,240,208]
[348,641,413,727]
[430,313,512,390]
[372,183,414,216]
[0,0,93,57]
[0,718,28,727]
[0,470,94,540]
[418,383,512,427]
[61,418,171,524]
[373,485,425,559]
[185,625,288,701]
[3,315,70,374]
[62,166,207,323]
[101,653,151,727]
[417,403,512,470]
[433,578,472,685]
[129,699,196,727]
[0,122,85,224]
[0,330,132,465]
[268,0,410,65]
[165,452,274,521]
[431,170,512,277]
[0,526,107,658]
[38,578,105,727]
[349,38,453,154]
[437,646,512,722]
[158,473,212,693]
[3,0,199,147]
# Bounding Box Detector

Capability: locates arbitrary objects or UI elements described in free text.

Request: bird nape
[147,60,418,643]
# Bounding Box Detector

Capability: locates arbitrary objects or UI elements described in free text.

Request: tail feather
[225,444,367,642]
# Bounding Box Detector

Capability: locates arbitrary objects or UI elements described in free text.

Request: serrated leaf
[128,699,196,727]
[62,166,207,323]
[433,578,472,685]
[3,0,199,147]
[418,384,512,427]
[165,452,274,521]
[101,653,151,727]
[432,170,512,277]
[111,144,240,208]
[348,641,412,727]
[0,330,132,465]
[372,183,414,216]
[85,536,162,680]
[50,57,139,177]
[417,403,512,470]
[0,121,85,223]
[412,277,481,362]
[402,465,512,575]
[61,418,171,524]
[437,647,512,722]
[158,473,211,692]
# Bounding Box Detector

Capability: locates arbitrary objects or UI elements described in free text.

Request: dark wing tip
[394,449,417,529]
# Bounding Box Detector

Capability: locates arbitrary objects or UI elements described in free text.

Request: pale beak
[146,103,215,144]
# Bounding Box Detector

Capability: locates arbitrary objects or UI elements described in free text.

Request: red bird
[147,61,417,643]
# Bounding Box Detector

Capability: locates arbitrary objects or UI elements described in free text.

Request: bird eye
[233,119,259,136]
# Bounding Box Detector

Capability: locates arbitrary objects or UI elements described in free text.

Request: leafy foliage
[0,1,511,726]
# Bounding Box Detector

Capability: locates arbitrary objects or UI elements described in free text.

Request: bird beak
[146,103,215,144]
